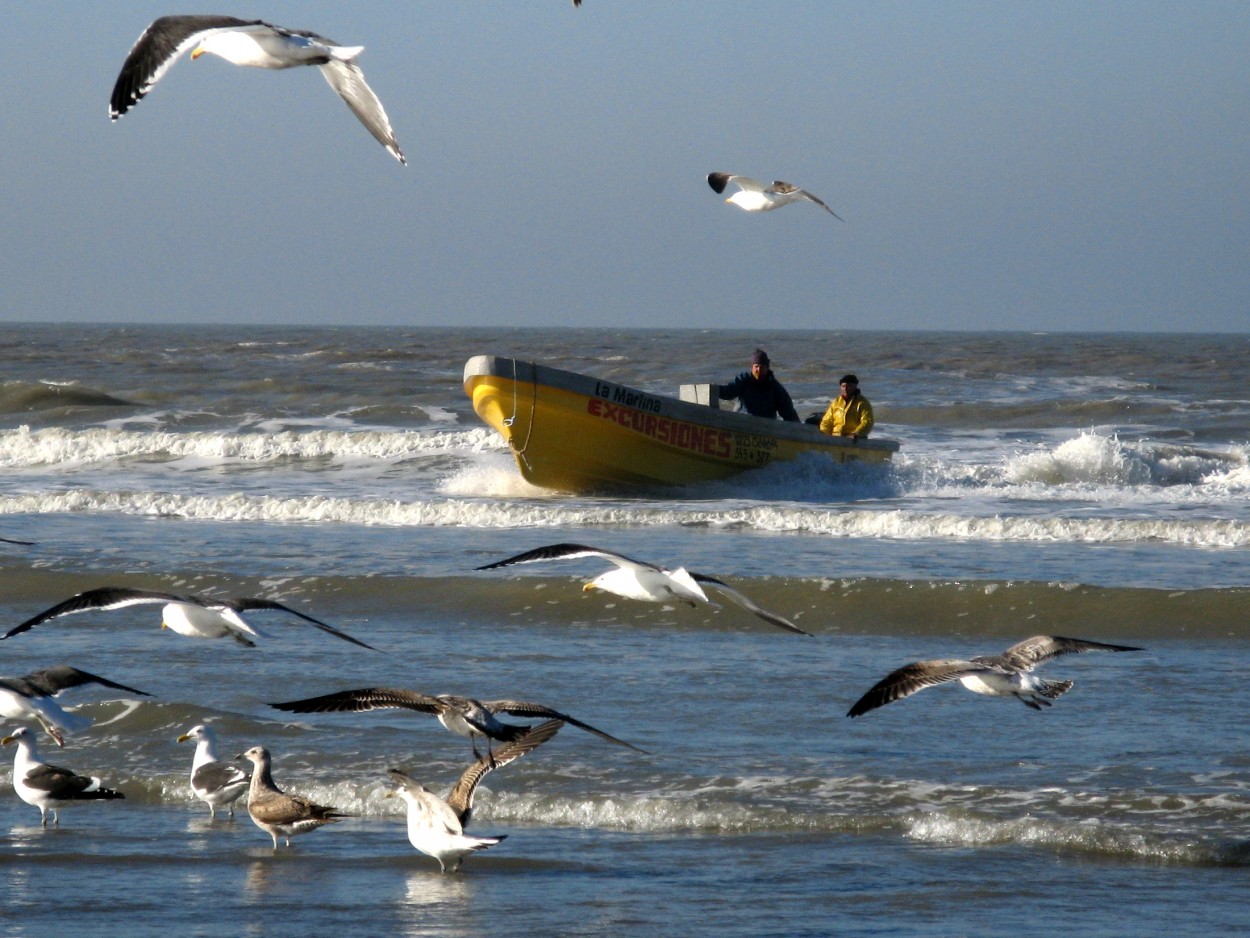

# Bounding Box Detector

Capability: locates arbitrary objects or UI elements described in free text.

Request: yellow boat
[464,354,899,492]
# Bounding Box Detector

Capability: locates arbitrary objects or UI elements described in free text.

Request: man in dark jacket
[718,349,800,422]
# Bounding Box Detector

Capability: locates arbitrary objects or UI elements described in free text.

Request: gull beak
[582,583,598,593]
[49,728,66,748]
[177,734,191,744]
[191,46,206,60]
[0,736,14,747]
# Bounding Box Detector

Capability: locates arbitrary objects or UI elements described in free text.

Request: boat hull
[464,355,898,492]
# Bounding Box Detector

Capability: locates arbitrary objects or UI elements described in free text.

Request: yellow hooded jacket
[819,393,874,438]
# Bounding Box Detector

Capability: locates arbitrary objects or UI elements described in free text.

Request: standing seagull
[109,15,406,164]
[238,745,347,849]
[476,543,811,636]
[3,586,376,650]
[1,727,124,826]
[177,724,250,818]
[846,635,1144,717]
[707,172,843,219]
[0,665,152,747]
[387,719,563,872]
[270,688,645,761]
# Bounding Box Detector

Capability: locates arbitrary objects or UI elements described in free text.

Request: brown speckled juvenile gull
[847,635,1144,717]
[239,745,347,848]
[271,687,645,761]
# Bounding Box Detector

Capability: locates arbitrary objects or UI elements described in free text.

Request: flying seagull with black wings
[109,15,405,164]
[4,586,376,650]
[476,543,811,636]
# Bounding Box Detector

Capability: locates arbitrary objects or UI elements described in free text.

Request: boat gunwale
[464,354,900,454]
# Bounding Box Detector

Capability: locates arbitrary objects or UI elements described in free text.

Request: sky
[3,2,1247,332]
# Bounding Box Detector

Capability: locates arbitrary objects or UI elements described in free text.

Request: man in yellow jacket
[819,374,874,440]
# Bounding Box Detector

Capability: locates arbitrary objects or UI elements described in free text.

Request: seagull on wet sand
[270,688,645,761]
[707,172,843,219]
[0,665,152,747]
[177,724,250,818]
[109,15,406,164]
[846,635,1144,717]
[2,726,124,826]
[476,543,811,636]
[239,745,347,848]
[388,719,563,872]
[3,586,376,650]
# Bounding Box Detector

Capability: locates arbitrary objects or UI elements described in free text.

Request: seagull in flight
[0,665,152,747]
[387,720,563,872]
[270,687,645,762]
[846,635,1144,717]
[707,172,842,219]
[109,15,406,164]
[3,586,377,650]
[476,543,811,636]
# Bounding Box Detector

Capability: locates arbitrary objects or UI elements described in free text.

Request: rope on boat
[503,358,537,473]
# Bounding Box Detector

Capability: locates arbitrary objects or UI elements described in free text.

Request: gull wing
[707,172,764,194]
[443,720,564,825]
[9,666,152,699]
[317,59,406,164]
[3,587,190,639]
[485,701,645,752]
[225,598,377,651]
[192,760,250,793]
[476,543,658,573]
[846,658,982,717]
[986,635,1144,672]
[109,15,262,119]
[769,181,843,220]
[270,687,442,715]
[250,789,343,826]
[23,763,111,797]
[689,574,811,636]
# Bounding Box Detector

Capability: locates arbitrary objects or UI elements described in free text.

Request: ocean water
[1,324,1248,937]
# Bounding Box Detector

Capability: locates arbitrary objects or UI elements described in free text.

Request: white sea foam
[1004,431,1247,489]
[1,489,1246,548]
[0,425,503,469]
[905,812,1205,863]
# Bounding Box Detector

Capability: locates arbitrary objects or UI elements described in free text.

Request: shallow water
[1,326,1248,936]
